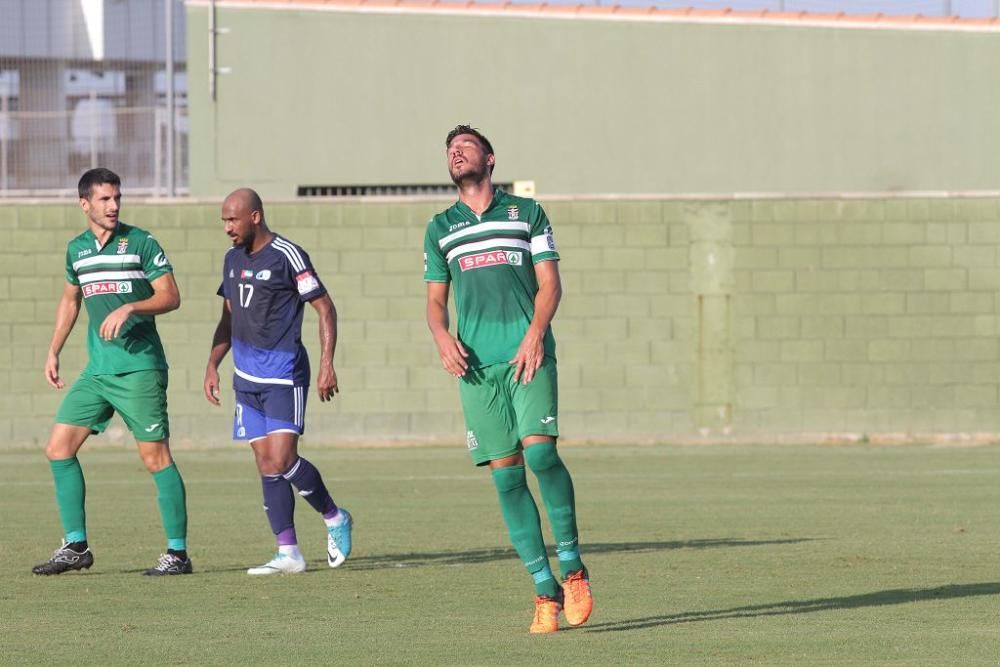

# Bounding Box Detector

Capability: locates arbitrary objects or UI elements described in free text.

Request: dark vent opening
[297,183,514,197]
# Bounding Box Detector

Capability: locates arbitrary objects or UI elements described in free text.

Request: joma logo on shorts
[82,281,132,297]
[458,250,522,271]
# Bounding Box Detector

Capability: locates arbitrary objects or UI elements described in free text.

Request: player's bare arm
[98,272,181,341]
[45,282,83,389]
[426,281,468,377]
[510,259,562,384]
[310,294,339,402]
[203,299,233,406]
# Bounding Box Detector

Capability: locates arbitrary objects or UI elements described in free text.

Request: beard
[449,160,489,187]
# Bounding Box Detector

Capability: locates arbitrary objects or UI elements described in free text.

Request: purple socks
[260,457,338,543]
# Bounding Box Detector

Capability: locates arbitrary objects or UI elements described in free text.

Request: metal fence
[0,96,187,197]
[0,0,186,198]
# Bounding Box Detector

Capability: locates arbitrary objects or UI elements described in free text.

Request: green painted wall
[3,197,999,449]
[186,6,1000,199]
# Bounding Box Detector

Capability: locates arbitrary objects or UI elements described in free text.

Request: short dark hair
[78,168,121,199]
[445,124,494,156]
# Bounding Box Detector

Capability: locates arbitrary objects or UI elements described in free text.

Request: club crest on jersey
[296,271,320,295]
[459,250,521,271]
[507,206,519,221]
[82,281,133,298]
[116,238,129,254]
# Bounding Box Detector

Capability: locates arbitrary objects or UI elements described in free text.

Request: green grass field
[3,443,1000,665]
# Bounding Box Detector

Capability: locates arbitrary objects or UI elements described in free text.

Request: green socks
[491,465,559,598]
[152,463,188,551]
[50,457,87,543]
[50,458,188,552]
[524,442,584,578]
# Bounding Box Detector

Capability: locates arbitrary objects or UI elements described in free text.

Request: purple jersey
[218,234,326,391]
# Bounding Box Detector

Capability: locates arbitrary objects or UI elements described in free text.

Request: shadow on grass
[583,582,1000,633]
[344,537,815,571]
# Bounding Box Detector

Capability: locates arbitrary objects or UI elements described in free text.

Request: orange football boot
[562,570,593,626]
[529,594,562,634]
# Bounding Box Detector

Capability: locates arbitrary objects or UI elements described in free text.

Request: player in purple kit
[203,188,352,575]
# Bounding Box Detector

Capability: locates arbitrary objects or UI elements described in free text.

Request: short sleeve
[529,202,559,263]
[215,253,229,299]
[141,234,173,282]
[65,245,80,286]
[290,246,326,303]
[423,220,450,283]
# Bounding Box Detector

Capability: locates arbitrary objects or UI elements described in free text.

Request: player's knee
[44,441,72,460]
[524,441,561,474]
[491,464,528,493]
[140,449,173,473]
[254,452,294,476]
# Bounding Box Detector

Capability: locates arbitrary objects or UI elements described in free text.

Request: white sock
[324,510,346,528]
[278,544,303,559]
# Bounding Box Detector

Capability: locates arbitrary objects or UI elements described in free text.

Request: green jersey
[423,188,559,369]
[64,222,173,375]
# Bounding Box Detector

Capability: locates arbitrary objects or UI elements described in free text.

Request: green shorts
[55,370,170,441]
[458,357,559,466]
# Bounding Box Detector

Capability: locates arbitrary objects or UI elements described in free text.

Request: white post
[0,93,8,194]
[153,106,162,197]
[166,0,176,197]
[89,89,98,168]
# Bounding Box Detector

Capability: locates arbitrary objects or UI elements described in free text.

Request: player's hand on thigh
[203,366,222,405]
[510,334,543,384]
[434,332,469,377]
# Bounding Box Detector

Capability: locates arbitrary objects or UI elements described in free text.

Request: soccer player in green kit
[32,168,191,576]
[424,126,593,633]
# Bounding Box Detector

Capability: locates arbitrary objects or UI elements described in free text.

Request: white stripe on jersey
[445,238,530,264]
[73,254,141,271]
[438,221,530,249]
[234,367,295,386]
[77,270,147,284]
[531,235,557,256]
[273,237,306,273]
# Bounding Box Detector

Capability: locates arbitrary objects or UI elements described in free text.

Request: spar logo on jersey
[458,250,522,271]
[507,205,519,221]
[82,281,133,298]
[116,238,129,254]
[296,271,320,295]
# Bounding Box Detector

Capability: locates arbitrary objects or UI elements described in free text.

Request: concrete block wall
[729,198,1000,437]
[2,197,998,449]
